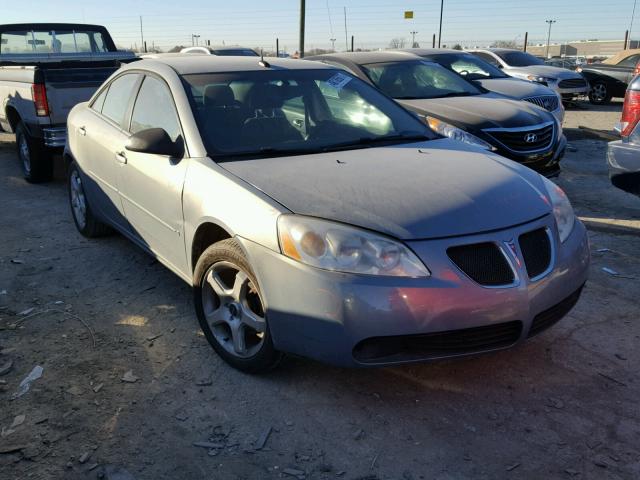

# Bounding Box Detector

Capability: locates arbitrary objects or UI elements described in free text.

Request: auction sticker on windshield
[325,72,352,90]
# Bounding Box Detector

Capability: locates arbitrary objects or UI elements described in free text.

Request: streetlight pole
[630,0,637,49]
[299,0,306,58]
[545,19,556,59]
[410,31,418,48]
[438,0,444,48]
[330,38,336,51]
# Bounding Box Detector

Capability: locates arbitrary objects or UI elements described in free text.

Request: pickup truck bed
[0,23,135,182]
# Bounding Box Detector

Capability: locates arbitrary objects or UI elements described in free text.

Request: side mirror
[126,128,184,158]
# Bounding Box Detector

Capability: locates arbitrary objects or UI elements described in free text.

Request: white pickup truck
[0,23,135,182]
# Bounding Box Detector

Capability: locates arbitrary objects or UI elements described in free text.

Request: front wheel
[15,122,53,183]
[193,239,282,373]
[588,81,612,105]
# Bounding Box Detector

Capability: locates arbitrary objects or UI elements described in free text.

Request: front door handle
[115,151,127,164]
[78,126,86,136]
[292,119,304,128]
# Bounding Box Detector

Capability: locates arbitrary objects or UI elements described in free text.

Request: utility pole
[545,19,556,59]
[139,16,144,52]
[410,31,418,48]
[432,33,436,48]
[344,7,348,51]
[192,34,200,46]
[330,38,336,51]
[276,38,279,57]
[438,0,444,48]
[523,31,528,51]
[299,0,306,57]
[630,0,637,49]
[351,35,354,52]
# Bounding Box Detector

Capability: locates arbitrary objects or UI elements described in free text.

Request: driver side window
[130,76,182,142]
[474,52,500,68]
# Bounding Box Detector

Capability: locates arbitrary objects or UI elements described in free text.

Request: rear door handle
[78,126,86,136]
[293,119,304,127]
[115,151,127,164]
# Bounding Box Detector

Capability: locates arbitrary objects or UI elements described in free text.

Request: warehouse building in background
[527,39,640,59]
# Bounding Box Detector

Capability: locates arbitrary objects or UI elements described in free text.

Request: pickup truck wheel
[588,81,612,105]
[68,162,111,238]
[194,239,283,373]
[15,122,53,183]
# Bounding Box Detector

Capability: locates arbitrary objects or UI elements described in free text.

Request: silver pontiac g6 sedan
[65,56,590,372]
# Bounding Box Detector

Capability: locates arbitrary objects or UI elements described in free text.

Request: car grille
[523,95,559,112]
[558,78,587,89]
[353,320,523,363]
[447,242,515,286]
[528,286,584,337]
[486,123,554,152]
[519,228,552,279]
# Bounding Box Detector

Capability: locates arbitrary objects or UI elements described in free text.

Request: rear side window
[473,52,500,67]
[130,76,181,142]
[91,88,108,113]
[101,74,140,127]
[619,54,640,68]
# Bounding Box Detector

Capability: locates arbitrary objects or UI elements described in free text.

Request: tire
[67,161,112,238]
[588,81,612,105]
[193,239,282,373]
[15,121,53,183]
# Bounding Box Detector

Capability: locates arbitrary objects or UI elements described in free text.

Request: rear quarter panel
[0,67,36,132]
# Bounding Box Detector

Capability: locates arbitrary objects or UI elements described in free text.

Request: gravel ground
[0,100,639,480]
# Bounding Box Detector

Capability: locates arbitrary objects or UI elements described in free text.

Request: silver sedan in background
[65,56,589,372]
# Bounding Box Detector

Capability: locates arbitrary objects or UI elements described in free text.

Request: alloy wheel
[70,169,87,230]
[18,134,31,176]
[201,261,266,358]
[591,83,607,102]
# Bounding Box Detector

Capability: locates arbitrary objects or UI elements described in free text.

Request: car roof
[0,23,107,31]
[398,48,469,56]
[127,56,335,75]
[308,51,420,65]
[602,48,640,65]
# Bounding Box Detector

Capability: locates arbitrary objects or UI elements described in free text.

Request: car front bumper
[239,214,590,367]
[495,133,567,178]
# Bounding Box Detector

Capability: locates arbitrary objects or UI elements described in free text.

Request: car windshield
[0,28,110,54]
[362,60,483,99]
[497,51,545,67]
[182,69,433,158]
[212,49,258,56]
[425,53,508,80]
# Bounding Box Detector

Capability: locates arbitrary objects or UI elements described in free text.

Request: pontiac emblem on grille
[524,132,538,143]
[504,239,522,267]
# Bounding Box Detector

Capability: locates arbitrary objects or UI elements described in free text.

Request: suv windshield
[425,53,508,80]
[182,69,433,158]
[362,60,483,99]
[0,28,110,54]
[497,51,544,67]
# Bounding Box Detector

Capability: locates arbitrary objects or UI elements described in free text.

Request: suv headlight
[426,116,496,151]
[277,215,430,277]
[542,177,575,242]
[527,75,555,85]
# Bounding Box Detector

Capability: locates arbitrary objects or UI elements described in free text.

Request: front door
[116,75,189,274]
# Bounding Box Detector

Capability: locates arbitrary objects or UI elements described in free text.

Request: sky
[1,0,638,52]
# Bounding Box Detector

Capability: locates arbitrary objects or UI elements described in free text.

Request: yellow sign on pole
[404,11,414,19]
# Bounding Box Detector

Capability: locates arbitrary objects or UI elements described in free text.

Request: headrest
[204,85,236,108]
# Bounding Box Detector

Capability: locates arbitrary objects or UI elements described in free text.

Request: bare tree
[388,38,406,49]
[168,45,187,53]
[491,40,517,48]
[452,44,463,50]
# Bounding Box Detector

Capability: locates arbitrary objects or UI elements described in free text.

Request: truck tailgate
[43,66,118,125]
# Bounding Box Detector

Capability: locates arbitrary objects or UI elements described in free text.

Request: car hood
[221,140,551,240]
[474,77,558,99]
[504,65,583,79]
[397,95,552,131]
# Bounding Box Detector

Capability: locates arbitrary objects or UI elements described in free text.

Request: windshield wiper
[429,91,478,99]
[321,132,430,152]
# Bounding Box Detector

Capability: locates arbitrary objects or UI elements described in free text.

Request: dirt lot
[1,101,639,480]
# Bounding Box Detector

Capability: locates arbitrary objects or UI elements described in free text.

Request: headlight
[277,215,430,277]
[426,116,496,151]
[526,75,555,85]
[542,177,575,243]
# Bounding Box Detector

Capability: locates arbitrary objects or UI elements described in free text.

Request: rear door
[74,72,141,231]
[116,74,189,274]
